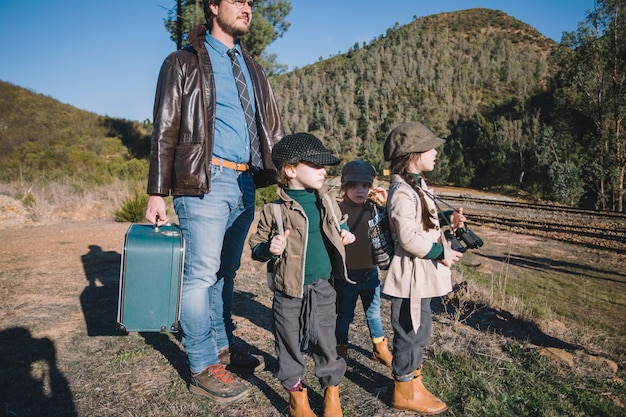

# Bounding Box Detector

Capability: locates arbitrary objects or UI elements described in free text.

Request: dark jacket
[147,24,284,196]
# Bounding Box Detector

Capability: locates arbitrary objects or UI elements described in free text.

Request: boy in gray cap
[249,132,355,417]
[382,122,466,415]
[335,160,393,367]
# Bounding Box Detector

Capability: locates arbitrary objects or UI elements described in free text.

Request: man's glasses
[223,0,254,9]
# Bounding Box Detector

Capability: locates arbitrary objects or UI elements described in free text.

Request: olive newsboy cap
[383,122,446,161]
[272,132,340,168]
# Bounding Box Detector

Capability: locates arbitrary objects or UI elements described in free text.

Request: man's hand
[145,195,169,225]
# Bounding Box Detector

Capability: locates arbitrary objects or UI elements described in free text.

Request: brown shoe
[372,337,393,367]
[336,344,348,361]
[219,344,265,373]
[189,363,249,404]
[414,367,447,405]
[392,375,447,415]
[323,385,342,417]
[288,388,316,417]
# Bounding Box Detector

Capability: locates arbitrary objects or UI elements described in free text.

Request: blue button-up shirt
[205,33,257,164]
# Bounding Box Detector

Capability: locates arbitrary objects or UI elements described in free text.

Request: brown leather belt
[211,157,249,172]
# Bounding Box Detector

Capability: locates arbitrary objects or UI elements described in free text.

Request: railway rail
[432,191,626,253]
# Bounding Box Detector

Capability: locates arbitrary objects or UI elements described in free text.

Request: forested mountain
[271,8,555,184]
[0,8,573,199]
[2,7,624,210]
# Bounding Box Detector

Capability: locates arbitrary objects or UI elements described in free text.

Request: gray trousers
[272,279,346,390]
[390,297,432,380]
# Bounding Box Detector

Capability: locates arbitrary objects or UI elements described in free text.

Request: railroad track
[432,192,626,253]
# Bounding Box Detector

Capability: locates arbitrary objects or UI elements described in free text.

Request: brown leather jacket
[147,25,284,196]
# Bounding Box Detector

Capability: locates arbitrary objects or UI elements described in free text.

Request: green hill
[0,8,562,198]
[0,80,151,183]
[271,8,556,184]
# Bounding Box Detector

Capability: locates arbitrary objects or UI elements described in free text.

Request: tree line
[1,2,622,213]
[165,1,624,211]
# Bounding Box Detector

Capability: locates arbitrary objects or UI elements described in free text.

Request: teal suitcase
[117,223,184,333]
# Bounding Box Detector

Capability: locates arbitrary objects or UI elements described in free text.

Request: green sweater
[284,188,332,284]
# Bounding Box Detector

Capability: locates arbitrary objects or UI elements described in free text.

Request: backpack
[367,204,394,270]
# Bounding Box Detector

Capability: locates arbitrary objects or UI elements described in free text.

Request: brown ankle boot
[288,388,315,417]
[414,367,446,405]
[336,344,348,361]
[392,379,448,415]
[323,385,342,417]
[372,337,393,367]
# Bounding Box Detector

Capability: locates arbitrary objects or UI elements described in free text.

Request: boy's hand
[340,229,356,246]
[269,229,290,256]
[451,207,466,230]
[368,187,388,206]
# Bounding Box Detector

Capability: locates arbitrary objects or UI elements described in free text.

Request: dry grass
[0,178,145,225]
[0,187,624,416]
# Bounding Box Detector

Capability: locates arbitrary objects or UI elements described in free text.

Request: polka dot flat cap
[272,132,340,168]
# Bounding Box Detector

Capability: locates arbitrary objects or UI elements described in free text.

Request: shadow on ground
[432,282,580,351]
[0,327,77,417]
[79,244,121,337]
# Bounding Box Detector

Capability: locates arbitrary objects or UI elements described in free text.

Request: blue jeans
[334,268,384,345]
[174,166,255,374]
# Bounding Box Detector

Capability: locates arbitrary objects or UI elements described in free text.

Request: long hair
[389,152,437,230]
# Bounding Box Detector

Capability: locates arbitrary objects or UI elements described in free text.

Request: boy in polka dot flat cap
[249,132,355,417]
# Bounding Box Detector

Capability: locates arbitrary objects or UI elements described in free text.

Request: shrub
[256,184,278,208]
[114,191,149,223]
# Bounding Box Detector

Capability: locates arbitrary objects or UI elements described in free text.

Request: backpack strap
[323,193,341,232]
[266,202,284,291]
[271,202,284,236]
[349,207,367,233]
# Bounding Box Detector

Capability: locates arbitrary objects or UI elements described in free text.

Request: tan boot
[336,344,348,361]
[392,379,448,415]
[414,367,447,405]
[323,385,342,417]
[288,388,316,417]
[372,337,393,367]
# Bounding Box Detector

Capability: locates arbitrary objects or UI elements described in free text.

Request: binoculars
[444,226,484,253]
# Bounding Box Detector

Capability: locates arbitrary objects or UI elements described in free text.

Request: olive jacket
[249,186,355,298]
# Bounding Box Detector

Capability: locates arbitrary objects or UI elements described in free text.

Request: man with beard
[145,0,283,404]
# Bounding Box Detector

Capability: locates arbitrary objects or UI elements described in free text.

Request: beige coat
[382,175,453,332]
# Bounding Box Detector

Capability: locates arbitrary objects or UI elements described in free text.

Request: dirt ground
[0,204,624,415]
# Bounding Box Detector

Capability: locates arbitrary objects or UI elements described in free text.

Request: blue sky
[0,0,593,122]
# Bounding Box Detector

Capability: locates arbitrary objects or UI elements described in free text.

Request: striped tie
[227,48,262,169]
